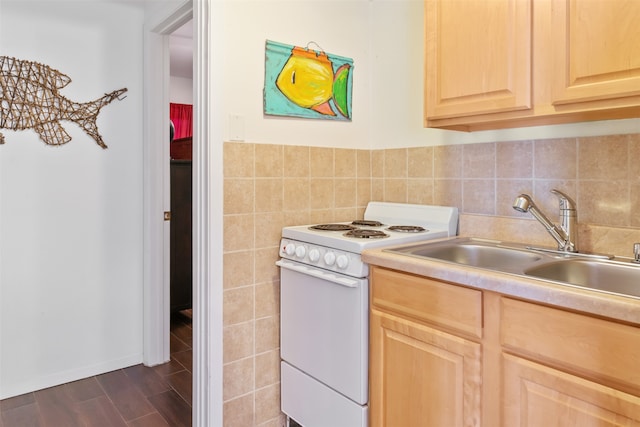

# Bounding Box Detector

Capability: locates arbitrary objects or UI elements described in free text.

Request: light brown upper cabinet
[424,0,640,131]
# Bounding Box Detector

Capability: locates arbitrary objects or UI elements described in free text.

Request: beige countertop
[363,237,640,325]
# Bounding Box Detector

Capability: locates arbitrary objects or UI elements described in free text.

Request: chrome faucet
[512,189,578,252]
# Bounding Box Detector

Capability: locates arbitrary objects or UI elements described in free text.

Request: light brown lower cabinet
[369,266,640,427]
[503,355,640,425]
[370,312,481,427]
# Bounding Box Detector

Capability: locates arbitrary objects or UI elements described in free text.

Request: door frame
[142,1,223,425]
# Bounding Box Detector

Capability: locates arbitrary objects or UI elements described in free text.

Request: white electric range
[277,202,459,427]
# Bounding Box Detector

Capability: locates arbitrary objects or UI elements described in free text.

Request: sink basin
[386,238,543,272]
[385,237,640,299]
[525,259,640,298]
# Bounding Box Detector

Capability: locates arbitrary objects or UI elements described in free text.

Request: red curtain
[170,103,193,139]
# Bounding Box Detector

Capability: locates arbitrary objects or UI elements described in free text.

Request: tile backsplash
[221,133,640,426]
[373,134,640,228]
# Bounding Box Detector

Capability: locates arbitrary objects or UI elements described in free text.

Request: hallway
[0,310,193,426]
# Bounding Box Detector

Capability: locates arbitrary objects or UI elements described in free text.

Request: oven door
[277,259,368,423]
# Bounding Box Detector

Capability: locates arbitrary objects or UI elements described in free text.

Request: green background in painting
[263,40,354,121]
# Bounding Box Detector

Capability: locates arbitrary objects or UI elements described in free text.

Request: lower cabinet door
[369,310,482,427]
[503,353,640,426]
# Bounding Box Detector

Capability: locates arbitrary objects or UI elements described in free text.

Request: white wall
[220,0,373,149]
[219,0,640,150]
[170,75,193,104]
[0,1,145,398]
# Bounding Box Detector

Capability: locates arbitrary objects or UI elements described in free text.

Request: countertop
[362,237,640,325]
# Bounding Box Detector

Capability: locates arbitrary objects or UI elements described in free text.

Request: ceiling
[170,20,193,79]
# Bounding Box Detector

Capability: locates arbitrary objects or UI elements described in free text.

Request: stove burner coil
[309,224,358,232]
[344,229,389,239]
[351,220,384,227]
[387,225,427,233]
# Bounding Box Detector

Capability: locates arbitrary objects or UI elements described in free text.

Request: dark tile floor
[0,310,193,427]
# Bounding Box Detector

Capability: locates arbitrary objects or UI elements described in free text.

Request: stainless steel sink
[385,237,640,299]
[524,259,640,298]
[387,238,543,273]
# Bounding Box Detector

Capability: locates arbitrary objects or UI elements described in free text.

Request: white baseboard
[0,353,143,400]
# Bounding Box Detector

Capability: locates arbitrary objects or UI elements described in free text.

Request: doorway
[143,1,223,425]
[169,20,194,314]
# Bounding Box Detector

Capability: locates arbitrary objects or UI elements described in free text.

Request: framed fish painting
[264,40,353,121]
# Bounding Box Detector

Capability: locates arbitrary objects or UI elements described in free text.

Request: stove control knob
[336,254,349,269]
[285,243,296,256]
[324,251,336,266]
[295,245,306,258]
[309,248,320,262]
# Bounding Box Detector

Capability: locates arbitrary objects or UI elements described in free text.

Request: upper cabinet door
[424,0,640,132]
[551,0,640,106]
[424,0,532,121]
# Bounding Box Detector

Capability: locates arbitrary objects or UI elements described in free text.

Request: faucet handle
[634,243,640,263]
[550,189,577,211]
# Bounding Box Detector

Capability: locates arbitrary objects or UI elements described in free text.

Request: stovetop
[281,202,459,253]
[278,202,458,278]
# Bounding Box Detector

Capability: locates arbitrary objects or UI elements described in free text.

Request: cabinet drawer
[501,297,640,392]
[371,267,482,339]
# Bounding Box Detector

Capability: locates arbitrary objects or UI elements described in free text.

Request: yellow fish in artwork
[276,46,351,118]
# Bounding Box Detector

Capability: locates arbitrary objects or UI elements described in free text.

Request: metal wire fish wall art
[0,56,127,149]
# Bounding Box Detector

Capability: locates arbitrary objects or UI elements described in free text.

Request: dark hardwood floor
[0,310,193,427]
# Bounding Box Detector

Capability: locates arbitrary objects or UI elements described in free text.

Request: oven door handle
[276,259,360,288]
